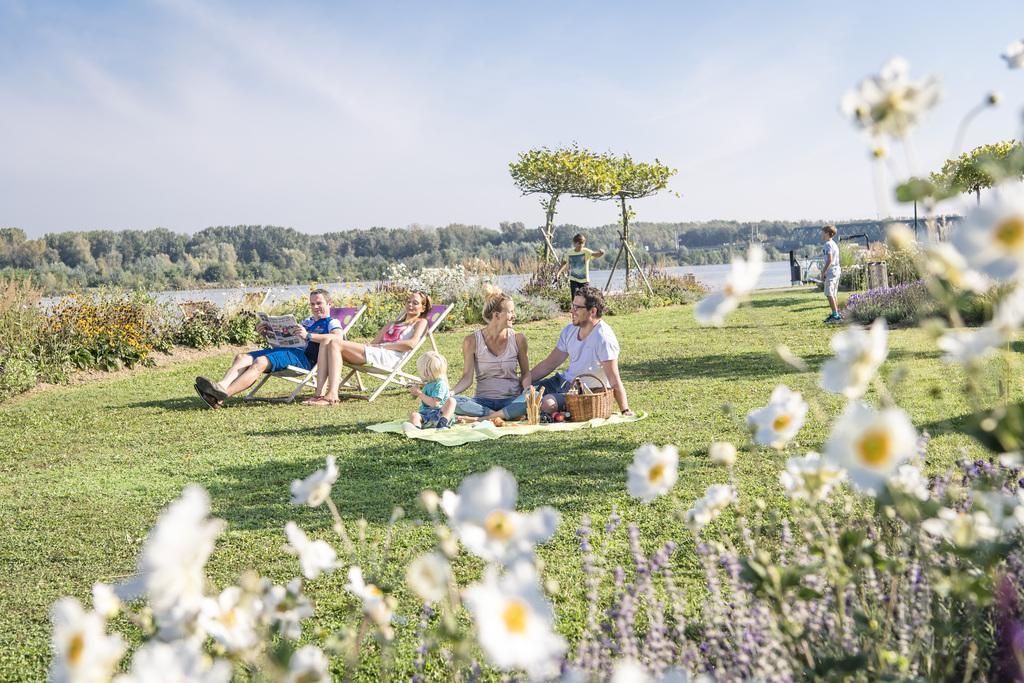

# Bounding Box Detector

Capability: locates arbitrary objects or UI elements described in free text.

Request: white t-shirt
[823,239,840,278]
[556,320,620,388]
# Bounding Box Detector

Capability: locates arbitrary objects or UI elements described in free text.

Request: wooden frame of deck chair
[243,304,367,403]
[338,303,453,402]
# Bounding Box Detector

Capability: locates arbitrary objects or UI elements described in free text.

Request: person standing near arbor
[556,233,604,299]
[821,224,842,323]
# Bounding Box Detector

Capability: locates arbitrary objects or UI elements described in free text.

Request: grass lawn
[0,287,1000,679]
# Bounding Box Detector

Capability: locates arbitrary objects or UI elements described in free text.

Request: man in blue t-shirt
[194,288,343,408]
[821,225,842,323]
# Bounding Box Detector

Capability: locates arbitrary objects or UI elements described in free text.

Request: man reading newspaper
[193,288,343,408]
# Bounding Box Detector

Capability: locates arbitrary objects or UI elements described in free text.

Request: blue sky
[1,0,1022,237]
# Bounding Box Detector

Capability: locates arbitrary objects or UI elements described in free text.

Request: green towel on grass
[366,411,648,446]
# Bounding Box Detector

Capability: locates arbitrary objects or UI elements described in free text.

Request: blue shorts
[249,347,313,373]
[454,395,517,417]
[419,406,443,427]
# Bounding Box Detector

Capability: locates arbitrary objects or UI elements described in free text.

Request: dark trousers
[569,280,588,299]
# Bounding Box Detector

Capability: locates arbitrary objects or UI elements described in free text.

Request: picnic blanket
[367,411,648,446]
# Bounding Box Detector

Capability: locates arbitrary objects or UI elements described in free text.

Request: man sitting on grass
[193,288,343,407]
[500,285,633,420]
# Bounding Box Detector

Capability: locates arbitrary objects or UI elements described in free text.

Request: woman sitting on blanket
[194,288,343,408]
[451,285,531,420]
[303,290,432,406]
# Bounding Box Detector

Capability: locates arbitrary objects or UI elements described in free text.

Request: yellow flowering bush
[47,291,168,371]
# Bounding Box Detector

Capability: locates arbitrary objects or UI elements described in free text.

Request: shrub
[645,265,708,304]
[224,310,261,345]
[47,290,163,371]
[521,262,571,311]
[843,280,933,325]
[0,278,65,400]
[509,293,561,322]
[174,303,226,350]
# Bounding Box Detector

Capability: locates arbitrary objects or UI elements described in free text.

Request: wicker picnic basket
[564,373,614,422]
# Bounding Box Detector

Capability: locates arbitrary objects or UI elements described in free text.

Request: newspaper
[257,313,306,348]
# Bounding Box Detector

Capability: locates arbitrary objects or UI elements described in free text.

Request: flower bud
[709,441,738,467]
[420,490,440,515]
[886,223,915,251]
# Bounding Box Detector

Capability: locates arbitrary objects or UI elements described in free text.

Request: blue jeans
[454,395,517,418]
[503,373,570,420]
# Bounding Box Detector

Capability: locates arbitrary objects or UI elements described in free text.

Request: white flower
[923,243,989,293]
[991,285,1024,335]
[114,640,230,683]
[922,507,1000,547]
[937,327,1005,366]
[199,587,261,653]
[450,467,560,564]
[975,491,1022,532]
[440,489,459,518]
[887,464,930,501]
[262,578,314,640]
[346,566,393,629]
[819,319,889,399]
[747,385,808,449]
[611,660,714,683]
[1003,40,1024,68]
[463,563,567,681]
[708,441,737,467]
[284,522,339,580]
[406,552,451,604]
[840,56,940,138]
[289,456,338,507]
[952,182,1024,282]
[49,598,126,683]
[626,444,680,503]
[824,403,918,495]
[91,583,120,619]
[685,484,737,534]
[779,452,847,503]
[122,486,225,635]
[695,245,764,326]
[285,646,330,683]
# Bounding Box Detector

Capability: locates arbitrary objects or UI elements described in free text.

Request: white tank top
[473,329,521,400]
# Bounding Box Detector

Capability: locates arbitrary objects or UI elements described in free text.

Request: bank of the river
[143,261,794,309]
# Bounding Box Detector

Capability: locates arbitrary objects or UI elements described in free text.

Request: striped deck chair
[244,305,366,403]
[339,303,453,402]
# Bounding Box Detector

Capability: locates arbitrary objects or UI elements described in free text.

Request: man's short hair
[572,233,585,245]
[309,288,331,303]
[575,285,605,318]
[822,225,838,238]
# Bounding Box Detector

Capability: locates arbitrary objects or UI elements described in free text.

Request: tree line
[0,218,935,294]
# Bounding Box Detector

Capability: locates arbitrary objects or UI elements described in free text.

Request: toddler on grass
[404,351,457,431]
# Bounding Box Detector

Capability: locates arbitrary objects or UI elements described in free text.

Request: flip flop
[194,383,222,409]
[195,376,228,402]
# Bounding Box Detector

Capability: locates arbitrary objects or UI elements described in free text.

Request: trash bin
[789,251,801,285]
[866,261,888,290]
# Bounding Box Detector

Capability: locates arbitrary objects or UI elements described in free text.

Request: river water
[147,261,794,308]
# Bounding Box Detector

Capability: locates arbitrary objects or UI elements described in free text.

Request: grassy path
[0,289,994,677]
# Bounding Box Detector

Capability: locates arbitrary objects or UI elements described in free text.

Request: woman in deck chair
[451,285,531,420]
[303,290,432,405]
[194,288,343,408]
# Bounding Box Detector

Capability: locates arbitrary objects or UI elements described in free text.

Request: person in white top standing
[503,285,633,419]
[821,224,842,323]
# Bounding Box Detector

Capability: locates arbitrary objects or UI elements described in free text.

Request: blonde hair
[823,224,838,238]
[417,351,448,382]
[481,284,513,323]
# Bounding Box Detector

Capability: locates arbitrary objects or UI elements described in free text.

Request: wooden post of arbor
[603,195,653,295]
